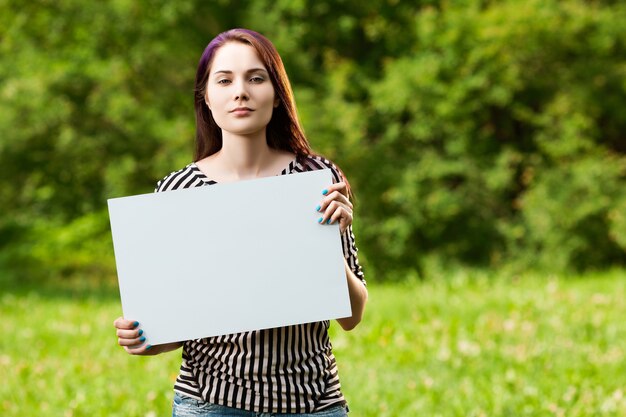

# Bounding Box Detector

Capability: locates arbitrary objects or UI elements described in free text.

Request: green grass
[2,271,626,416]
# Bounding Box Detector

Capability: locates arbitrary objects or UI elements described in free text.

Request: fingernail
[132,321,139,327]
[139,336,146,342]
[322,189,328,195]
[316,205,321,212]
[318,217,323,223]
[327,219,332,224]
[138,329,144,336]
[146,344,152,350]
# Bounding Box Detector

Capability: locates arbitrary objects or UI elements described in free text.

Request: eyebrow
[212,68,269,75]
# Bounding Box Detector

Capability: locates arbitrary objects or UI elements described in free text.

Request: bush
[1,0,625,282]
[297,0,626,279]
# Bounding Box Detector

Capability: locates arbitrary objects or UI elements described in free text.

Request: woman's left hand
[317,181,353,234]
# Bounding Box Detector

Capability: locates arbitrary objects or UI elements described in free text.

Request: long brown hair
[193,28,311,161]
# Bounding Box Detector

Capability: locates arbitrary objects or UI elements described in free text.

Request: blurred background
[1,1,626,416]
[1,0,626,283]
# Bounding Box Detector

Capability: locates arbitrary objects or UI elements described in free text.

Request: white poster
[108,169,351,345]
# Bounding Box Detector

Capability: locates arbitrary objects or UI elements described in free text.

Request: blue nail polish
[322,189,328,195]
[139,336,146,342]
[132,321,139,327]
[318,217,323,223]
[316,205,321,212]
[327,219,332,224]
[146,345,152,350]
[138,329,143,336]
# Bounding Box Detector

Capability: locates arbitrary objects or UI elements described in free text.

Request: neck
[218,130,274,180]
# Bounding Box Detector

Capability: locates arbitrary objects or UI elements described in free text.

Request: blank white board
[107,169,351,345]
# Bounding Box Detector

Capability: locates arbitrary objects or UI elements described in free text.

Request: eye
[250,76,265,83]
[216,78,231,85]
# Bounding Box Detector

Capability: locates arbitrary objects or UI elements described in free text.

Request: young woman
[113,28,367,417]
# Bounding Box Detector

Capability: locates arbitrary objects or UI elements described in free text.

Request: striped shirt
[154,154,365,413]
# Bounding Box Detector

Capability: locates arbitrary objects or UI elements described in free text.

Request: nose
[233,79,249,102]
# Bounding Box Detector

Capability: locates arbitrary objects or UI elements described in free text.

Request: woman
[113,28,367,417]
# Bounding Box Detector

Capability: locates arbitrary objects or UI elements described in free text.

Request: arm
[336,258,368,331]
[113,317,183,356]
[318,181,368,331]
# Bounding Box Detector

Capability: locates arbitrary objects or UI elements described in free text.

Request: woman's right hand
[113,317,183,356]
[113,317,152,355]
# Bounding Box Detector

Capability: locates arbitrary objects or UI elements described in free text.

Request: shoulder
[298,154,345,184]
[154,163,205,192]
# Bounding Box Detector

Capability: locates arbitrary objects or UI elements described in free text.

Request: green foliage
[0,0,236,280]
[292,0,626,279]
[1,0,625,281]
[2,272,626,415]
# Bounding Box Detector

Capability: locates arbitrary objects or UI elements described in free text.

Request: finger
[317,191,352,215]
[325,200,351,221]
[320,202,352,228]
[116,328,144,339]
[118,334,147,347]
[124,343,152,355]
[114,317,140,330]
[329,206,353,233]
[318,191,352,211]
[323,182,348,198]
[318,200,349,224]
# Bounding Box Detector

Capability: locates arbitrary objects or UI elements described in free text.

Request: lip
[230,107,254,115]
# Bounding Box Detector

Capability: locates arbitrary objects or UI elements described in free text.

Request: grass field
[1,271,625,416]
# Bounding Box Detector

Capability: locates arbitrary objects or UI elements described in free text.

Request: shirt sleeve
[341,225,366,285]
[154,164,206,193]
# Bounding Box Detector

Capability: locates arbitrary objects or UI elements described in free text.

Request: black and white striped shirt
[155,155,365,413]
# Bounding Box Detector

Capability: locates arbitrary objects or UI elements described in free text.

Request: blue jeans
[172,393,349,417]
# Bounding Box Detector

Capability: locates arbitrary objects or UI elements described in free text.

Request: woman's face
[206,42,278,138]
